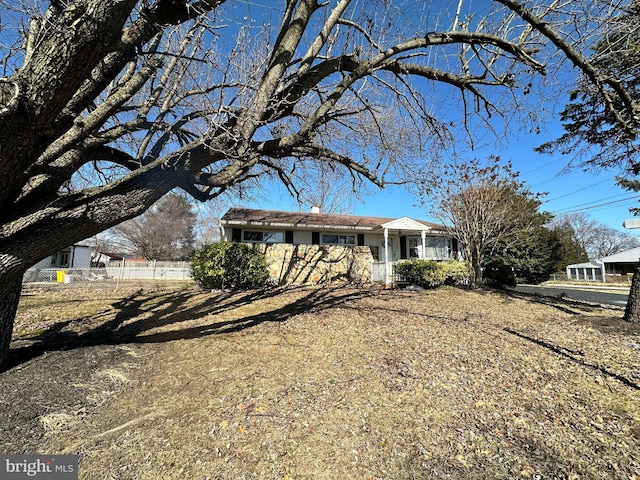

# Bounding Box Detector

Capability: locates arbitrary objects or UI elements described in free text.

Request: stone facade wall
[255,243,375,284]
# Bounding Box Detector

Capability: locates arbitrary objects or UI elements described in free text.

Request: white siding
[71,245,92,268]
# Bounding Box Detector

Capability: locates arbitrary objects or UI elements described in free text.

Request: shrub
[191,241,270,289]
[483,259,517,289]
[394,260,472,288]
[440,260,474,286]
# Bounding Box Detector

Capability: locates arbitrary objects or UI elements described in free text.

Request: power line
[521,158,567,177]
[542,179,612,203]
[552,194,640,215]
[542,189,627,204]
[575,200,639,213]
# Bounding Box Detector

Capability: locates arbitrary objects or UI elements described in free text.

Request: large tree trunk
[473,265,483,285]
[623,261,640,323]
[0,271,24,370]
[471,253,483,286]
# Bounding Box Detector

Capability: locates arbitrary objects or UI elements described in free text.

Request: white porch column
[384,228,390,286]
[421,230,426,260]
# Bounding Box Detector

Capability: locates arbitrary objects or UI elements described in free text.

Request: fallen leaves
[12,285,638,479]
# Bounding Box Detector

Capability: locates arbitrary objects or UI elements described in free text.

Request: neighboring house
[565,261,606,282]
[566,246,640,282]
[220,207,459,284]
[31,244,93,270]
[91,251,125,267]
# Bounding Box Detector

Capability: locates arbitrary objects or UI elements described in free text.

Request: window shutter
[231,228,242,242]
[357,233,365,246]
[312,232,320,245]
[285,230,294,244]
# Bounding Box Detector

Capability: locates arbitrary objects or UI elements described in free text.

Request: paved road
[514,284,630,307]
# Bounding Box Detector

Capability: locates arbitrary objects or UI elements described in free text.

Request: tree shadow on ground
[5,286,371,371]
[503,327,640,391]
[498,288,616,315]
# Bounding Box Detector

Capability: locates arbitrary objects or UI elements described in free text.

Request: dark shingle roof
[220,208,444,232]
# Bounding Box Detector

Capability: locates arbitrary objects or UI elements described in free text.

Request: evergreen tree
[552,227,590,272]
[500,225,563,284]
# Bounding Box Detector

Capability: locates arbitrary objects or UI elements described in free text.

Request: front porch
[371,217,458,286]
[371,260,407,285]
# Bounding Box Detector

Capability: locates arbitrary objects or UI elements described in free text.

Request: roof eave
[221,219,375,231]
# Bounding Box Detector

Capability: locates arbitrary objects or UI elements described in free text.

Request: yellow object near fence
[56,270,67,283]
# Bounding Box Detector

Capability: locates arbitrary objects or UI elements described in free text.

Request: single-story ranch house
[220,207,460,284]
[566,246,640,282]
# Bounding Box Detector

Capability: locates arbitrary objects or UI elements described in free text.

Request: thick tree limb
[496,0,638,137]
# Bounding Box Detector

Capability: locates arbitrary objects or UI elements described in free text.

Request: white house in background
[565,261,606,282]
[220,207,460,284]
[31,244,93,270]
[566,246,640,282]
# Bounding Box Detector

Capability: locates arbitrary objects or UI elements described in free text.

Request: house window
[322,234,355,245]
[408,237,420,258]
[50,250,71,267]
[59,251,70,267]
[424,237,450,260]
[243,231,284,243]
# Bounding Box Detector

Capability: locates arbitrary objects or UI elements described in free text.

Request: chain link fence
[22,260,193,291]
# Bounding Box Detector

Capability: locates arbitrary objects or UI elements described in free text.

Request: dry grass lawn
[7,284,640,479]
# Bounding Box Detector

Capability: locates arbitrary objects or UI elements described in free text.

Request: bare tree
[550,212,640,259]
[535,1,640,322]
[295,164,357,214]
[426,157,545,284]
[1,0,638,367]
[193,199,225,248]
[111,193,197,260]
[594,226,640,258]
[549,213,603,260]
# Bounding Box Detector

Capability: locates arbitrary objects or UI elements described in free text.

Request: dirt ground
[1,283,639,479]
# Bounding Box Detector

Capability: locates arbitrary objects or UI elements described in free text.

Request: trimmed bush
[440,260,474,286]
[191,241,270,289]
[483,259,517,289]
[394,260,472,288]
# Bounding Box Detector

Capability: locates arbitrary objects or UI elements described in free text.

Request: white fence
[104,260,191,280]
[23,260,192,288]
